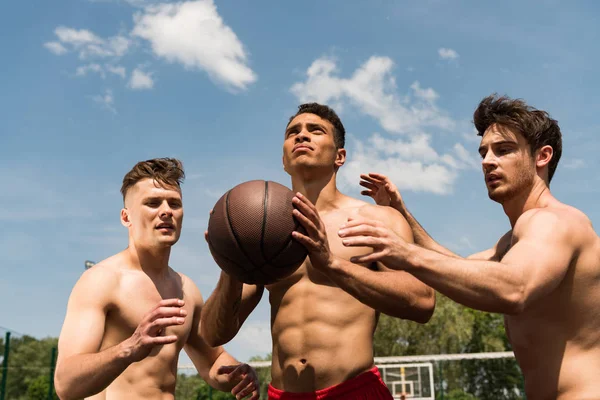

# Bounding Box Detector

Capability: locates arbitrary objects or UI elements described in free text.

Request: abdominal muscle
[267,269,378,393]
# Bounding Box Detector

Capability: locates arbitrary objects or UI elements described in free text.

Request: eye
[169,200,182,209]
[146,201,160,208]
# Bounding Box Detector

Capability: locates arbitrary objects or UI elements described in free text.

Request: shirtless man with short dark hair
[55,158,259,400]
[201,103,436,399]
[340,95,600,399]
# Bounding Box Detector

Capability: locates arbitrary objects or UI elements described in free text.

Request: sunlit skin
[55,178,259,400]
[338,123,600,399]
[201,112,435,394]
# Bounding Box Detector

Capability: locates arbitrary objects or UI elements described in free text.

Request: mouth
[293,145,313,153]
[486,174,502,185]
[156,223,175,231]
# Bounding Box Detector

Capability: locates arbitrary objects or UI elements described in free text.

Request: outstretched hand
[359,173,404,211]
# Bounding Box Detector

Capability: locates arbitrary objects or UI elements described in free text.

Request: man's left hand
[217,363,260,400]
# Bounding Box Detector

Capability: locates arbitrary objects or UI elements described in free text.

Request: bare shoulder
[70,254,122,306]
[515,204,591,236]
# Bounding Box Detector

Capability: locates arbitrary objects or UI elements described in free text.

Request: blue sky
[1,0,600,365]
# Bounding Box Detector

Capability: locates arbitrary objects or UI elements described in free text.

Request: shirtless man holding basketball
[55,158,259,400]
[339,95,600,399]
[201,103,435,399]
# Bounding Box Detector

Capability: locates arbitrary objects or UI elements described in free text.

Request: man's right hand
[360,172,405,212]
[122,298,186,362]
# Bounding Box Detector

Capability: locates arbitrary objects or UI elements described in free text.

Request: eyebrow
[285,122,329,135]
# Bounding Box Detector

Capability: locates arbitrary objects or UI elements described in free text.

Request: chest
[106,274,194,345]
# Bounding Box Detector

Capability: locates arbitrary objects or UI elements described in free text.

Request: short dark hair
[473,94,562,182]
[121,158,185,202]
[288,103,345,148]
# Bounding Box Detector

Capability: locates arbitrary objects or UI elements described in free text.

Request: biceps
[503,240,571,301]
[58,303,107,359]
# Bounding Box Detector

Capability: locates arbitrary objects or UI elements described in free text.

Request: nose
[295,128,310,143]
[481,150,497,173]
[159,201,173,219]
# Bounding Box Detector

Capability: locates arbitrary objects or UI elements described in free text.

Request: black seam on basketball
[209,242,253,282]
[259,180,268,265]
[264,216,304,265]
[226,189,258,270]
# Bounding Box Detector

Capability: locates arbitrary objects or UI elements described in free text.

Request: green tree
[4,335,57,400]
[26,375,58,400]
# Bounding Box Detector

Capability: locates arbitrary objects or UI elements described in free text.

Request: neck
[290,168,341,212]
[126,240,171,279]
[501,178,554,227]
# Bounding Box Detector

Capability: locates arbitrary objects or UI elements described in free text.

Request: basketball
[207,180,307,285]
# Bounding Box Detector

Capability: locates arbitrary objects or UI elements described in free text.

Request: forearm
[325,258,434,323]
[407,245,523,314]
[54,342,132,400]
[206,349,240,391]
[201,272,244,346]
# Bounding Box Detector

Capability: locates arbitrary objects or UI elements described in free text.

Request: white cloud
[229,321,272,356]
[128,68,154,89]
[106,64,126,78]
[44,41,68,55]
[46,26,131,59]
[76,63,104,77]
[91,89,116,113]
[131,0,257,91]
[291,56,477,195]
[290,56,455,135]
[438,47,459,60]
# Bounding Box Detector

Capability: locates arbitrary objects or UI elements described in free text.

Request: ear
[535,145,553,169]
[120,208,131,228]
[335,148,346,169]
[282,154,290,174]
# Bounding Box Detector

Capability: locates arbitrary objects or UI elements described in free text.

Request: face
[282,113,345,175]
[121,178,184,249]
[478,124,536,203]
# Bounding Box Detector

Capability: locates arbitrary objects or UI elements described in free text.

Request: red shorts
[267,367,393,400]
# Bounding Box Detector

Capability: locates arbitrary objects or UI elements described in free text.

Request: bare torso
[88,256,194,400]
[499,206,600,399]
[265,198,385,392]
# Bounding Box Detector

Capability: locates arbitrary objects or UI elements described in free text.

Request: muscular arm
[200,271,264,347]
[186,279,258,397]
[54,269,131,400]
[335,207,434,322]
[405,210,574,314]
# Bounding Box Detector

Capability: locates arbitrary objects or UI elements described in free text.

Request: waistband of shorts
[267,366,384,399]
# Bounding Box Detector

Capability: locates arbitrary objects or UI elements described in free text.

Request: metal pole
[0,331,11,400]
[47,347,57,400]
[437,360,444,400]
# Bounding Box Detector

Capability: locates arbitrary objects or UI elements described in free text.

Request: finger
[204,231,209,243]
[231,374,253,396]
[359,180,378,191]
[340,218,380,229]
[292,208,319,238]
[360,173,383,184]
[360,190,375,197]
[217,365,238,375]
[157,298,185,308]
[149,306,187,322]
[250,391,260,400]
[149,334,179,345]
[341,236,383,248]
[349,251,385,264]
[235,381,257,399]
[366,172,389,182]
[292,194,319,224]
[291,230,320,252]
[338,224,382,238]
[149,316,186,333]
